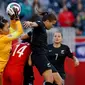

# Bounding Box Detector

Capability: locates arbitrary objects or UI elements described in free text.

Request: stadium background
[0,0,85,85]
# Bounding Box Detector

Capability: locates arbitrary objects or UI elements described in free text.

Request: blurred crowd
[0,0,85,36]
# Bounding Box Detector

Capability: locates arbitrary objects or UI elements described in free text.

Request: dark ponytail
[36,9,57,22]
[0,16,8,29]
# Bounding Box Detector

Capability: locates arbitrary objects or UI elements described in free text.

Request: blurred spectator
[1,0,85,36]
[0,0,4,8]
[77,3,83,12]
[76,2,85,36]
[4,0,24,9]
[48,0,61,14]
[32,0,42,14]
[71,1,84,17]
[39,0,50,10]
[70,0,77,17]
[20,0,33,21]
[49,0,65,8]
[28,0,34,6]
[80,12,85,36]
[74,15,83,36]
[76,2,84,17]
[81,0,85,9]
[58,5,75,27]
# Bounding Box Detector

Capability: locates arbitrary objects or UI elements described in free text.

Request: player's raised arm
[1,7,23,42]
[23,21,38,28]
[10,20,16,33]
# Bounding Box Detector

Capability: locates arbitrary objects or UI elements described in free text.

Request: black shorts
[31,53,57,75]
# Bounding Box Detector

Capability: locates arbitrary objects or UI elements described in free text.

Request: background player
[23,12,63,85]
[0,7,23,85]
[47,31,79,84]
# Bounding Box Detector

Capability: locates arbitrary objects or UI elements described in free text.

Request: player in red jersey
[2,43,31,85]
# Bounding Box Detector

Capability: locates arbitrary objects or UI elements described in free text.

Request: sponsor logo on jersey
[37,21,41,22]
[47,63,51,67]
[61,50,65,54]
[49,50,52,52]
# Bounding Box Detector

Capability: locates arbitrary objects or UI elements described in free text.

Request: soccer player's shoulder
[48,44,53,48]
[20,42,30,46]
[14,43,30,48]
[61,44,69,49]
[36,20,43,26]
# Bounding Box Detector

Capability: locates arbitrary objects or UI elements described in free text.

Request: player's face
[0,23,9,35]
[53,32,63,44]
[45,20,56,30]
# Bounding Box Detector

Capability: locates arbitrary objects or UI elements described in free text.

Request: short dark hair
[40,12,57,22]
[0,16,8,29]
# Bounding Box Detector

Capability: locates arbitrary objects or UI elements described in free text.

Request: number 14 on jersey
[12,44,27,57]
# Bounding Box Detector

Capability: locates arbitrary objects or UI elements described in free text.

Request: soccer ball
[6,2,21,15]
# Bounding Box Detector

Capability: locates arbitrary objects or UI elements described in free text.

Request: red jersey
[3,43,31,85]
[6,43,31,72]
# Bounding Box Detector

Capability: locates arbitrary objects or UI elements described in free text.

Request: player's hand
[12,7,19,20]
[74,58,79,67]
[7,8,15,20]
[7,7,19,20]
[23,21,33,28]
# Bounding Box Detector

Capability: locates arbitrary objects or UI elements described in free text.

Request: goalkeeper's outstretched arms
[2,7,23,42]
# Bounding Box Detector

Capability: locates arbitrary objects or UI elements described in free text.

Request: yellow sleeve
[0,20,23,42]
[9,20,16,33]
